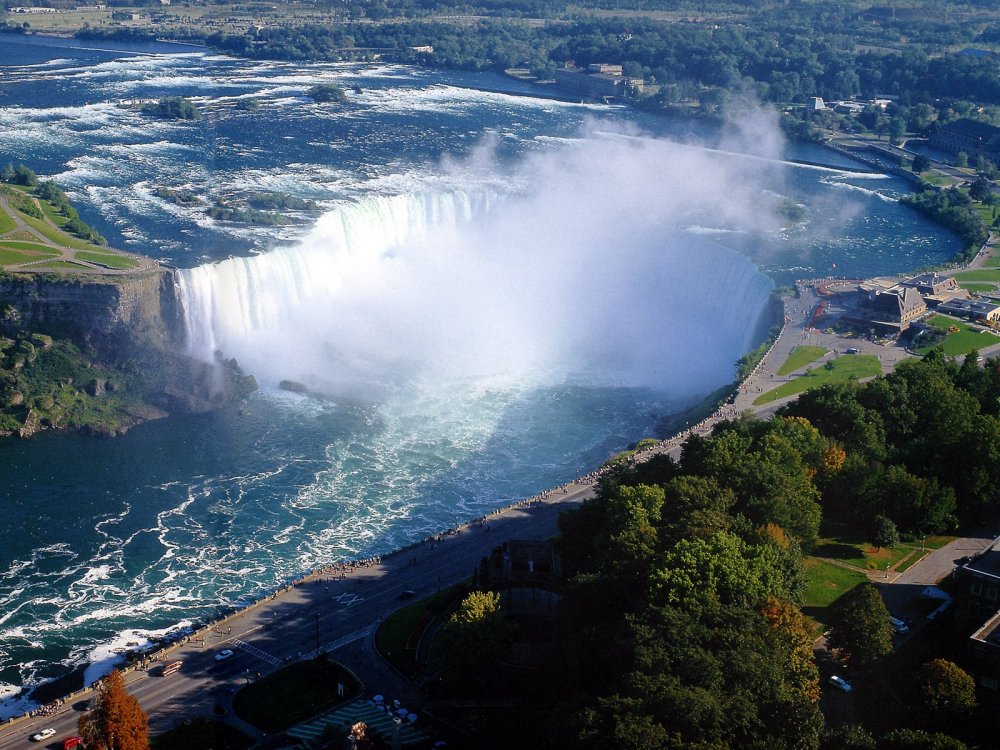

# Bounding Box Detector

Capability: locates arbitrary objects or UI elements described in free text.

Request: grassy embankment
[914,314,1000,357]
[776,345,827,376]
[231,657,361,733]
[801,531,954,631]
[0,183,138,272]
[754,354,881,406]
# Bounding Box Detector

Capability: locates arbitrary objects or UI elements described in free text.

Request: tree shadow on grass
[813,542,862,561]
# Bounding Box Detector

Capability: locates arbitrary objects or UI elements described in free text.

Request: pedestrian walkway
[284,698,429,748]
[231,638,283,667]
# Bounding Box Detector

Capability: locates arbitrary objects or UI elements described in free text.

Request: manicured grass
[776,345,828,376]
[26,260,88,271]
[19,212,101,251]
[151,718,251,750]
[232,656,361,733]
[77,251,137,269]
[952,268,1000,282]
[811,536,913,572]
[893,549,927,574]
[915,315,1000,357]
[375,581,468,677]
[754,355,881,405]
[922,171,960,187]
[801,557,867,629]
[0,248,58,265]
[957,282,999,293]
[0,210,15,234]
[0,241,57,252]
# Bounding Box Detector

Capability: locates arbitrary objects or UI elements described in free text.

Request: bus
[160,660,183,676]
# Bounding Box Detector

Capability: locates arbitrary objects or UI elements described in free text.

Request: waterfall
[177,186,773,400]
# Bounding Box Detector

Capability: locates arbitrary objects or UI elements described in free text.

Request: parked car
[30,728,56,742]
[214,649,235,662]
[828,675,853,693]
[889,616,909,635]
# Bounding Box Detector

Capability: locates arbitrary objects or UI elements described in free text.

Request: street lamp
[315,612,320,655]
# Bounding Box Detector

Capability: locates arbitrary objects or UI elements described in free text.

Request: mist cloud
[179,108,789,401]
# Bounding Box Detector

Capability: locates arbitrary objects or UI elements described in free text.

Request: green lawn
[375,581,468,676]
[0,241,56,252]
[232,657,361,733]
[915,315,1000,356]
[952,268,1000,282]
[957,282,999,293]
[801,557,868,629]
[0,248,58,265]
[754,355,881,405]
[27,260,88,271]
[811,536,914,572]
[76,251,137,269]
[19,212,102,251]
[0,210,15,234]
[776,345,828,376]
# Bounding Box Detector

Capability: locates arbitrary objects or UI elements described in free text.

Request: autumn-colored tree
[762,597,821,702]
[79,669,149,750]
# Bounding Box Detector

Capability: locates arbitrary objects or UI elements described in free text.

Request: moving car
[62,737,83,750]
[828,675,853,693]
[214,649,235,662]
[30,728,56,742]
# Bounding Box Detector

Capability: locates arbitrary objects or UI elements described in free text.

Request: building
[929,118,1000,163]
[844,284,927,334]
[900,272,970,308]
[474,540,562,616]
[554,63,644,100]
[936,297,1000,323]
[808,97,826,111]
[955,538,1000,693]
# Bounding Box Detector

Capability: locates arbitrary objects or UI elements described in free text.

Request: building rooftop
[963,537,1000,580]
[971,608,1000,647]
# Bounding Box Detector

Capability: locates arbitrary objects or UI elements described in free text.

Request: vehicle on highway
[889,616,909,634]
[160,659,183,676]
[398,590,416,600]
[62,737,83,750]
[30,728,56,742]
[845,347,860,354]
[828,675,852,693]
[214,649,235,662]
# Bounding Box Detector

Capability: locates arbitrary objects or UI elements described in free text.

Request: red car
[63,737,83,749]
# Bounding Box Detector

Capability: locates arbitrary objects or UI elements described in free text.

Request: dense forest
[59,0,1000,119]
[440,348,1000,749]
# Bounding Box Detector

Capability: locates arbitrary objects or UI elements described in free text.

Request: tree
[827,582,893,667]
[911,659,977,727]
[870,514,900,551]
[912,154,931,173]
[307,83,348,103]
[881,728,968,750]
[441,590,509,693]
[970,175,995,203]
[78,670,149,750]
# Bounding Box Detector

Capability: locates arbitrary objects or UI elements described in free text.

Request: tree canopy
[78,669,149,750]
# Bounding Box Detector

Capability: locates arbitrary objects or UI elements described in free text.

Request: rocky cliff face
[0,269,183,353]
[0,269,256,436]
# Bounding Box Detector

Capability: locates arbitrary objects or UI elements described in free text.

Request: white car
[214,649,235,662]
[30,728,56,742]
[828,675,853,693]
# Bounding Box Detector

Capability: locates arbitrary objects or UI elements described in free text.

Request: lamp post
[314,612,320,655]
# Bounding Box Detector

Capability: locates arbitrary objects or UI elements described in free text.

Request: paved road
[0,482,594,749]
